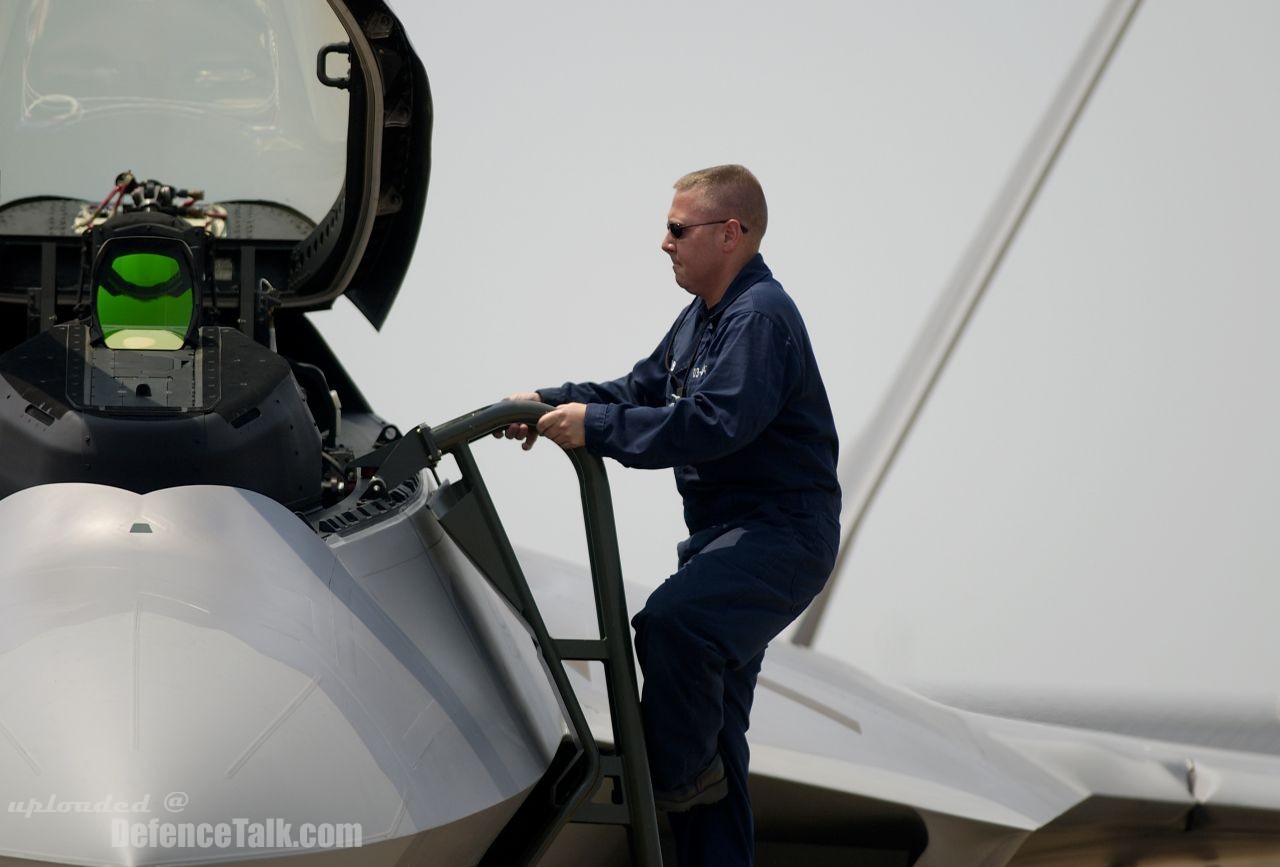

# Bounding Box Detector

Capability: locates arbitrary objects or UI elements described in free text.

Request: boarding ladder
[355,400,663,866]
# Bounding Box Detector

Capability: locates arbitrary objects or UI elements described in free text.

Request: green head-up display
[94,246,195,350]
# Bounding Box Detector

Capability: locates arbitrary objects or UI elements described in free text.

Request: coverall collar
[700,253,770,320]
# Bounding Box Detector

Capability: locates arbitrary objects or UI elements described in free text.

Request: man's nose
[661,233,676,253]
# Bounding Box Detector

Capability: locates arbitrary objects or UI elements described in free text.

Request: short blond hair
[673,164,767,241]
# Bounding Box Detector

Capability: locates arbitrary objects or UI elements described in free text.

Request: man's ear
[721,218,744,252]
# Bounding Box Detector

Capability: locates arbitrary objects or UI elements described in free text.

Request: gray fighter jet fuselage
[0,2,1278,866]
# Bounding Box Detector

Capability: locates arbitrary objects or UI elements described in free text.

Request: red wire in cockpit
[94,185,121,214]
[86,182,126,225]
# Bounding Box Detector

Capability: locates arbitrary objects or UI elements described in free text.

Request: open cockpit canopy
[0,0,430,344]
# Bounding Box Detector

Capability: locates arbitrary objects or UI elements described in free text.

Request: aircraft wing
[519,548,1280,866]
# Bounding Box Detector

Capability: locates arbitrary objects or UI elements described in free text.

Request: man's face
[663,189,722,297]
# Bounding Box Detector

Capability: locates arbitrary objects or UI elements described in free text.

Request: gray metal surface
[82,343,202,409]
[0,482,562,866]
[0,327,324,509]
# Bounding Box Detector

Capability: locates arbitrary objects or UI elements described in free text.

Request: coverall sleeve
[538,322,675,409]
[582,311,798,469]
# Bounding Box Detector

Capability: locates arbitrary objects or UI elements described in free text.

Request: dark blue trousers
[632,507,836,867]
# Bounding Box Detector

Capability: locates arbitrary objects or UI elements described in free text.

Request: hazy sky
[312,2,1280,709]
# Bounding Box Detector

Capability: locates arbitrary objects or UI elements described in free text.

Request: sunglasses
[666,218,749,239]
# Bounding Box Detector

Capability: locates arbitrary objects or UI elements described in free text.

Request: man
[500,165,840,866]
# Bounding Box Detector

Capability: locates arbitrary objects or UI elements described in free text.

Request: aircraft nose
[0,602,405,863]
[0,484,562,866]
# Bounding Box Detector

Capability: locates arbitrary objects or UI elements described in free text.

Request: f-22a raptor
[0,1,1277,865]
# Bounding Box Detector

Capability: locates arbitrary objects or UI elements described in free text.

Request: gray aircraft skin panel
[326,486,567,775]
[0,483,561,866]
[518,548,1280,866]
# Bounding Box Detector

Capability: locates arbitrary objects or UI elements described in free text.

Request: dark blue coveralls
[539,254,840,865]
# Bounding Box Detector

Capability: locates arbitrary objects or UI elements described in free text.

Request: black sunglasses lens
[668,223,684,239]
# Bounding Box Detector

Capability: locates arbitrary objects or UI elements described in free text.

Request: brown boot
[653,753,728,812]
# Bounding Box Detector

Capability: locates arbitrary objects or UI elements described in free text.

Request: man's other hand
[537,402,587,450]
[495,392,542,450]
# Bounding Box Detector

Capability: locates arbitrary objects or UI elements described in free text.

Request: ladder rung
[556,638,608,661]
[573,801,632,826]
